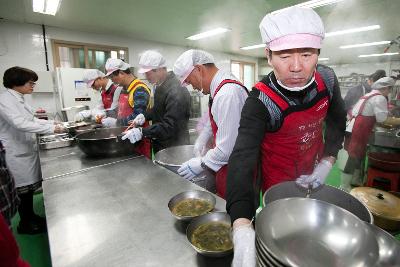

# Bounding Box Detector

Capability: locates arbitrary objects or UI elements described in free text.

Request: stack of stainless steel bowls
[255,198,380,267]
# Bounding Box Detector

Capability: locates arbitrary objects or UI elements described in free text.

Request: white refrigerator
[55,67,101,121]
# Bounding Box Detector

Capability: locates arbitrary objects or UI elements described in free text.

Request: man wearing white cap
[342,76,400,191]
[75,69,122,122]
[173,49,249,198]
[225,7,347,266]
[104,58,152,158]
[121,50,191,153]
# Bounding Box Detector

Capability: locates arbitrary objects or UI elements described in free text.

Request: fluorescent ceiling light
[325,25,380,37]
[33,0,62,16]
[318,58,329,61]
[272,0,344,14]
[358,52,399,58]
[340,41,390,49]
[240,44,266,50]
[186,27,230,41]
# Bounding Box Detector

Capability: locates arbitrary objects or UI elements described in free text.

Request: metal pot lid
[350,187,400,221]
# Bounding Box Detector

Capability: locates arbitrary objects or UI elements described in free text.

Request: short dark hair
[3,66,38,89]
[121,68,132,74]
[203,63,216,68]
[369,70,386,82]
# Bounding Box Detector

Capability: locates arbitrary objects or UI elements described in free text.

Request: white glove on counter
[121,128,143,144]
[193,131,211,157]
[177,157,204,181]
[74,110,92,122]
[101,117,117,128]
[295,159,333,189]
[132,114,145,126]
[232,224,256,267]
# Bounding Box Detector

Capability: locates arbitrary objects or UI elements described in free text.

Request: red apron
[101,83,118,109]
[346,93,381,159]
[209,79,248,199]
[117,80,152,159]
[255,72,330,191]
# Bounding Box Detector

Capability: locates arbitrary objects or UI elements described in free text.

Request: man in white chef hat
[225,7,346,266]
[75,69,122,122]
[121,50,191,154]
[173,50,249,198]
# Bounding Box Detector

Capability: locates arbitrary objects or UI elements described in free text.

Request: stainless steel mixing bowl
[363,222,400,267]
[186,212,233,257]
[167,190,216,221]
[263,181,373,223]
[256,198,380,267]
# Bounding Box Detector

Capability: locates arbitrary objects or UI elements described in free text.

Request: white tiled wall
[0,20,258,114]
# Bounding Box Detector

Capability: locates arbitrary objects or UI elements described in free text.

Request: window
[231,61,256,89]
[52,40,129,71]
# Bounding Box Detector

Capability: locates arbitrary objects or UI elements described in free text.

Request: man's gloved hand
[101,117,117,128]
[177,157,204,181]
[121,128,143,144]
[295,159,333,189]
[193,132,211,157]
[74,110,92,122]
[132,114,145,127]
[232,224,256,267]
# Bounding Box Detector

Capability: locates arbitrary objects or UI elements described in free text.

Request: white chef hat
[371,77,396,90]
[173,49,214,85]
[105,58,130,76]
[83,69,105,87]
[138,50,167,74]
[259,6,325,51]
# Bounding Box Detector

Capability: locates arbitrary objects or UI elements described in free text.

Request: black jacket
[142,72,191,153]
[344,81,371,111]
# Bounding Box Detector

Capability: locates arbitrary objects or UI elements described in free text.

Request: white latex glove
[121,128,143,144]
[193,131,211,157]
[101,117,117,128]
[295,159,333,189]
[177,157,204,181]
[232,224,256,267]
[132,114,145,126]
[74,110,92,122]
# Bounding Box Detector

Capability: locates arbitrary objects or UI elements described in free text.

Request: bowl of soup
[168,190,216,221]
[186,212,233,257]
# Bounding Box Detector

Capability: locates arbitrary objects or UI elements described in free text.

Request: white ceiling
[0,0,399,64]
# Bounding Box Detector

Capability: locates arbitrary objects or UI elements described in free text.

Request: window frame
[51,39,129,69]
[230,60,256,87]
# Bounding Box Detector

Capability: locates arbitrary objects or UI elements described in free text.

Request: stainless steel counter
[40,145,140,180]
[42,156,231,267]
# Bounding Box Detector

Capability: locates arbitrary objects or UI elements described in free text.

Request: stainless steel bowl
[168,190,216,221]
[186,212,233,257]
[263,181,373,223]
[363,222,400,267]
[256,198,380,267]
[154,145,196,172]
[155,145,216,192]
[75,127,137,157]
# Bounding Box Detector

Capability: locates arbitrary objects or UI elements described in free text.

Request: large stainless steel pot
[75,127,138,157]
[154,145,216,192]
[263,181,373,223]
